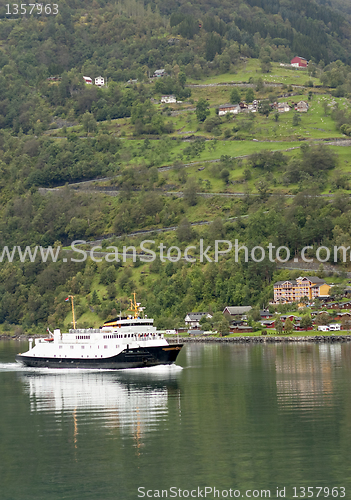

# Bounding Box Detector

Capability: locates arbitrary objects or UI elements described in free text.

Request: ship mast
[68,295,76,329]
[130,292,138,319]
[129,292,145,319]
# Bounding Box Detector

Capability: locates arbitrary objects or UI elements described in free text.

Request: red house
[280,315,295,322]
[83,76,92,84]
[291,56,308,68]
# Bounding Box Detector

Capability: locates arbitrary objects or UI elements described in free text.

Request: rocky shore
[0,335,31,341]
[168,335,351,344]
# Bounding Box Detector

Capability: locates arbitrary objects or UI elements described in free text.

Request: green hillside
[1,0,351,333]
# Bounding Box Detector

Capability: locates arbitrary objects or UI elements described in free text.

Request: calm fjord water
[0,341,350,500]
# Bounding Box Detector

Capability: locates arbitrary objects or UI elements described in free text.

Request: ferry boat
[16,294,183,369]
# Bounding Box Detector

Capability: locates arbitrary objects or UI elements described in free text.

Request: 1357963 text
[5,4,58,16]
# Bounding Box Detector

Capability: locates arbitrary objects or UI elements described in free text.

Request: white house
[83,76,92,84]
[161,95,176,104]
[153,69,166,78]
[95,76,105,86]
[218,104,240,116]
[296,101,309,112]
[184,312,212,328]
[277,102,290,112]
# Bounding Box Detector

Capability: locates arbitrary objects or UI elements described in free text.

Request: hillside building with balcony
[273,276,330,304]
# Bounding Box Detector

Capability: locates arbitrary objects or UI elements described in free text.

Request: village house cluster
[155,55,309,115]
[260,309,351,332]
[273,100,309,112]
[182,306,268,335]
[217,99,309,117]
[182,303,351,335]
[179,277,351,335]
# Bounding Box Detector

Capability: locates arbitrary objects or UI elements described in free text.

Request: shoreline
[3,334,351,344]
[168,335,351,344]
[0,335,31,341]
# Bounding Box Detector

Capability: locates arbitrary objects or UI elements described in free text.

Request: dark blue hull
[16,344,183,369]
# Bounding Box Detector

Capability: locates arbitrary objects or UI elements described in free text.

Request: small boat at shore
[16,294,183,369]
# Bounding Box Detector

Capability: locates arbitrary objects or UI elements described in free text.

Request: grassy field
[166,93,347,140]
[117,136,302,170]
[113,92,347,150]
[186,59,321,86]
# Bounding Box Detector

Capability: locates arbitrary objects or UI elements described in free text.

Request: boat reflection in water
[18,366,182,447]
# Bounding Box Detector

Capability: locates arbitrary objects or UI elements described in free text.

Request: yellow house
[274,276,330,303]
